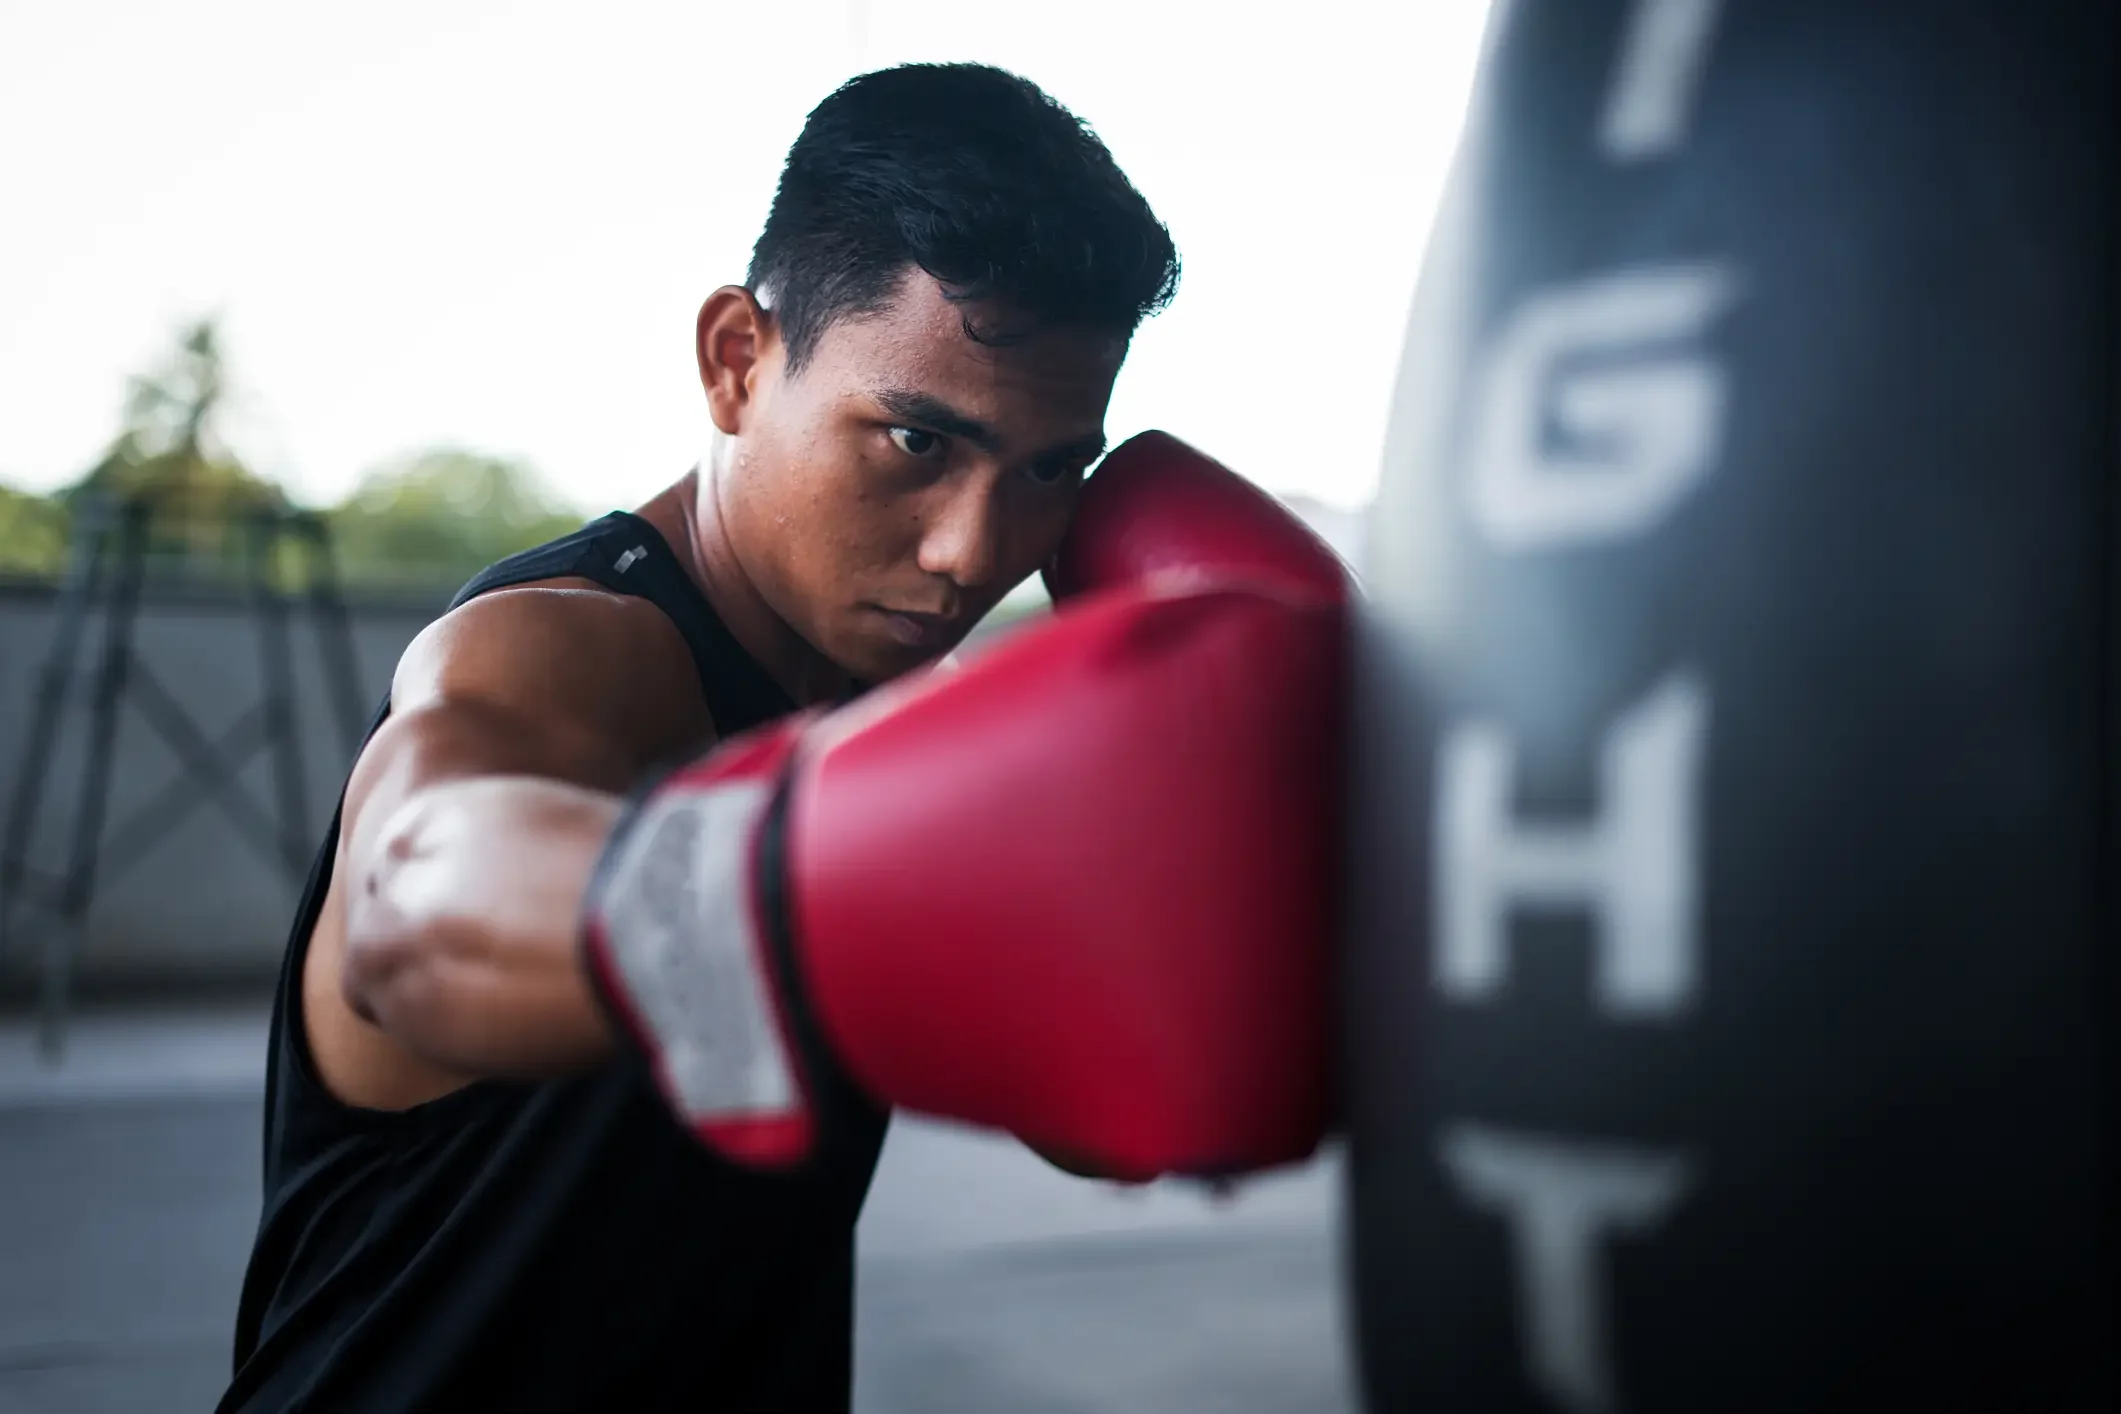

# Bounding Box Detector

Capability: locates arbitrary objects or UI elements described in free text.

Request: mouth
[871,606,964,654]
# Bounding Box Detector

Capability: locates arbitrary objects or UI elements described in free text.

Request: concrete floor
[0,1006,1352,1414]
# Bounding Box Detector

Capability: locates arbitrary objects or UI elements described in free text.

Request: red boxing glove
[1045,430,1351,603]
[581,578,1341,1178]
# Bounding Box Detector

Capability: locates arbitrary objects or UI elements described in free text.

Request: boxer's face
[703,271,1123,682]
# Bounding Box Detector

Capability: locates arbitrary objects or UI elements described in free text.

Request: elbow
[341,891,478,1054]
[340,800,458,1036]
[340,911,420,1032]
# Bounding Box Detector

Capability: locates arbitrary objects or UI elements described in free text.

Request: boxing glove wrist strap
[579,719,823,1166]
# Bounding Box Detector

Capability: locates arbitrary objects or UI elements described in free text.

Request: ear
[696,286,779,436]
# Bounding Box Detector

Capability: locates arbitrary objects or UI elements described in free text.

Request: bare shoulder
[394,581,709,751]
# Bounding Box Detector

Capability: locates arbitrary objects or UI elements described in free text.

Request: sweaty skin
[312,273,1123,1116]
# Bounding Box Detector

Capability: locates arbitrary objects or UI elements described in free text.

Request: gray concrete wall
[0,579,440,995]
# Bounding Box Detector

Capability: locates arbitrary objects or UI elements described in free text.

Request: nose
[915,472,1004,594]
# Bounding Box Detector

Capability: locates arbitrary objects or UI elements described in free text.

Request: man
[222,63,1344,1414]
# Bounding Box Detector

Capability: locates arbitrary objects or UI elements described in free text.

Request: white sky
[0,0,1489,514]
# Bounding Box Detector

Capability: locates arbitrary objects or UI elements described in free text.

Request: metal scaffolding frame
[0,491,365,1056]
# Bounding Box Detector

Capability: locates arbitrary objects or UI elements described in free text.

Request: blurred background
[0,3,1489,1409]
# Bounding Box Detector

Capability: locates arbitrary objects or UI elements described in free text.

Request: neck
[639,462,852,710]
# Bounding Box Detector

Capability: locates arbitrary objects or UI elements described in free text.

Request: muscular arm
[330,587,710,1081]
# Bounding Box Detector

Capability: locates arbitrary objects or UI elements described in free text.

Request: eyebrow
[872,386,1107,465]
[874,388,1002,454]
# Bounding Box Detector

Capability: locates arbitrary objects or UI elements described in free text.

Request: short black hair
[748,63,1180,370]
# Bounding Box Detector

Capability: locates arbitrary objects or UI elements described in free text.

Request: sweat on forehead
[792,274,1128,413]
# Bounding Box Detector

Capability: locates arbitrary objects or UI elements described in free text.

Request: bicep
[341,696,633,866]
[341,588,698,866]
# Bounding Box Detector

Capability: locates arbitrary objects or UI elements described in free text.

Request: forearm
[345,776,625,1077]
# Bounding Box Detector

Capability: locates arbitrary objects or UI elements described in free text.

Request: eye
[887,426,943,458]
[1023,458,1090,488]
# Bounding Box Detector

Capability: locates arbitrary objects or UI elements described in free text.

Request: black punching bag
[1345,2,2117,1410]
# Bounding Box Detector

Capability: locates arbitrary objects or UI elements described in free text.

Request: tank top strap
[449,510,797,738]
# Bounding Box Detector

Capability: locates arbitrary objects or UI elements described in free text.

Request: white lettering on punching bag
[1435,672,1707,1018]
[1422,6,1739,1408]
[1441,1124,1693,1414]
[1463,262,1740,553]
[1599,0,1725,161]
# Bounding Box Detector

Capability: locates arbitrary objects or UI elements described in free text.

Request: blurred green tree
[327,448,588,588]
[65,319,288,579]
[0,484,69,576]
[0,319,590,591]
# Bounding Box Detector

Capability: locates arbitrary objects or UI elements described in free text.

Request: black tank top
[220,512,889,1414]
